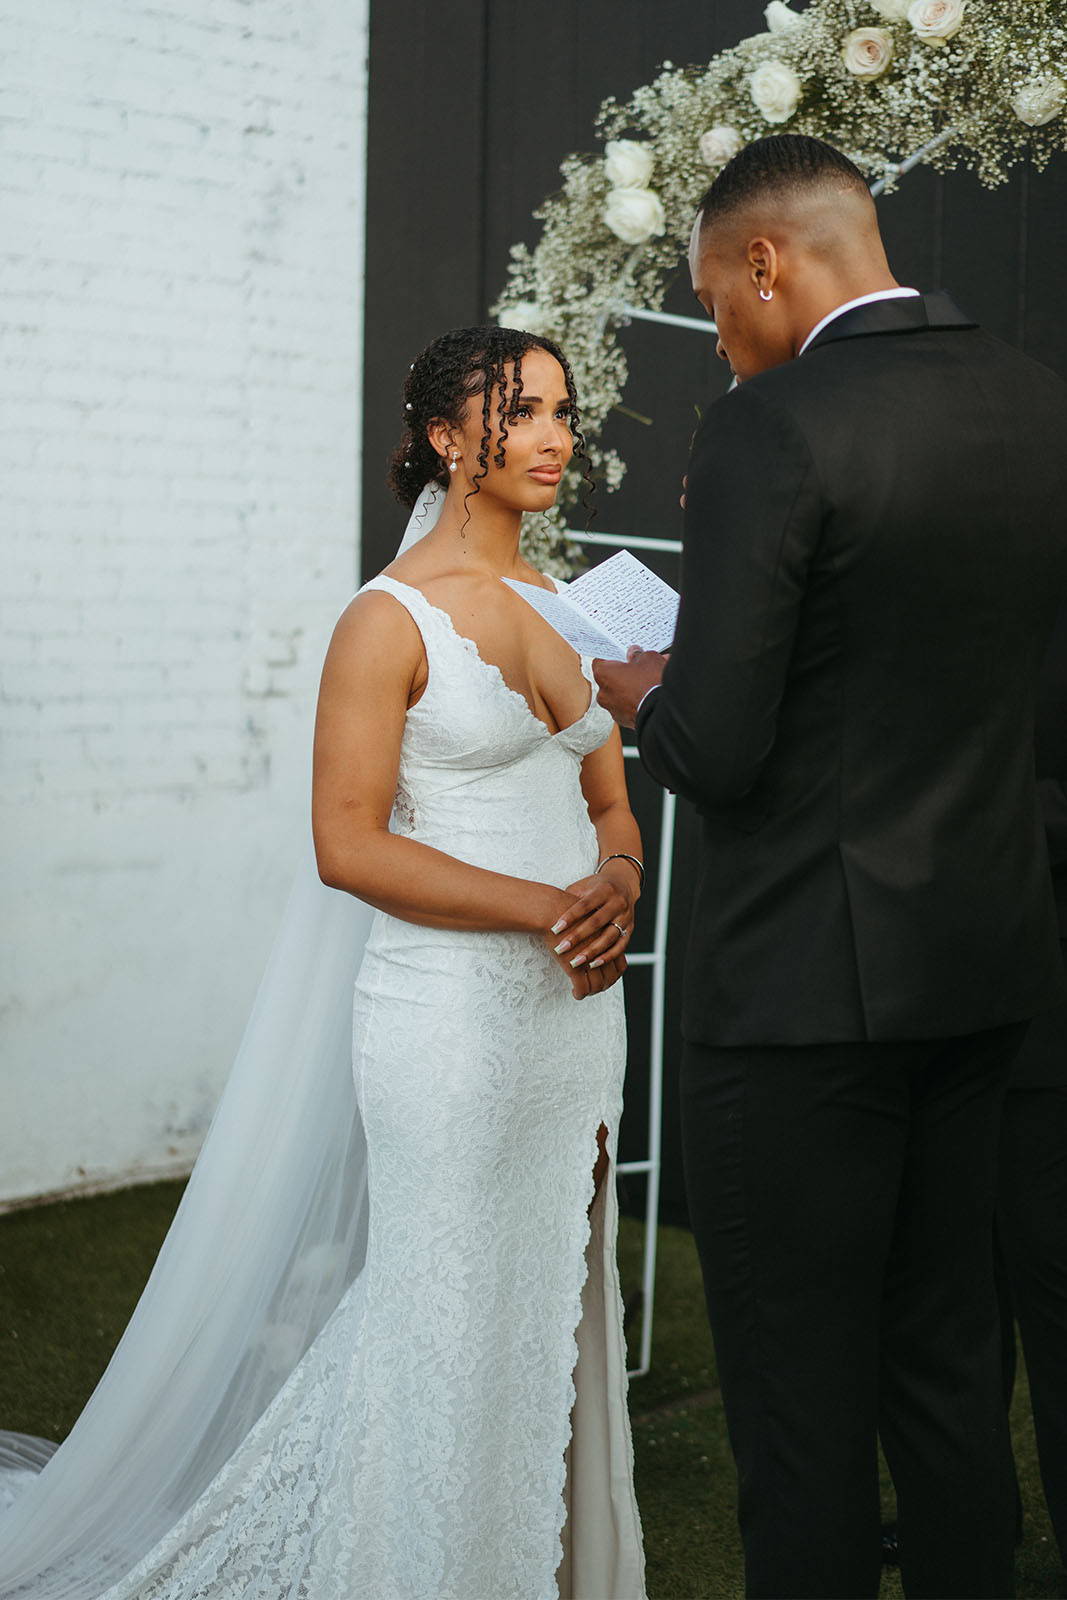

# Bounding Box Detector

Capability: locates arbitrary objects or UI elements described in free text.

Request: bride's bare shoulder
[326,582,423,667]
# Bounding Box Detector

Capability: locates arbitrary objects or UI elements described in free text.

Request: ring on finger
[610,921,628,940]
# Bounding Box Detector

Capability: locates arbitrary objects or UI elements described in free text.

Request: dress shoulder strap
[357,574,465,689]
[359,573,448,633]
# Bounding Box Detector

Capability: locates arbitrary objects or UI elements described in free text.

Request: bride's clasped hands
[545,859,640,998]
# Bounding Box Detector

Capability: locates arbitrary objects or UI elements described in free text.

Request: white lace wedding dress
[0,571,646,1600]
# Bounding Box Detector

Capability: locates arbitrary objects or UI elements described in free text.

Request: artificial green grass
[0,1182,1063,1597]
[0,1180,186,1442]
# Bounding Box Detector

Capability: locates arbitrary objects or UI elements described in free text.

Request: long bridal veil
[0,483,446,1598]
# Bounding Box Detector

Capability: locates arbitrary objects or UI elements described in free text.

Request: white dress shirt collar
[799,287,921,356]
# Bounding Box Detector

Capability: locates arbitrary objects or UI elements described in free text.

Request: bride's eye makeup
[506,401,574,424]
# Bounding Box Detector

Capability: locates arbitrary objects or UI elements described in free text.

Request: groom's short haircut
[697,134,870,239]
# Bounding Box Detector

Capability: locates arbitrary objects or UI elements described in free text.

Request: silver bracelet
[596,852,645,890]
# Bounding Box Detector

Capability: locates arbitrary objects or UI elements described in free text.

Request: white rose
[496,300,552,336]
[765,1,802,32]
[699,125,743,167]
[842,26,895,79]
[907,0,966,46]
[603,139,654,190]
[1010,73,1067,127]
[749,59,802,123]
[869,0,909,18]
[603,186,666,245]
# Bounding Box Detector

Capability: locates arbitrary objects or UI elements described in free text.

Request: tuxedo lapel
[804,290,977,353]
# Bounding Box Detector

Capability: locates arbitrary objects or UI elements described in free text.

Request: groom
[594,134,1067,1599]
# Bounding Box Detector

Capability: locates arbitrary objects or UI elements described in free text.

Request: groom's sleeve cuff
[635,684,661,718]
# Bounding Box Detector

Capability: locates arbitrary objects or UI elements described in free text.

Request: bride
[0,325,647,1599]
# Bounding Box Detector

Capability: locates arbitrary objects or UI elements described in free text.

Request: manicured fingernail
[551,918,567,935]
[570,953,587,968]
[589,957,604,969]
[554,939,572,955]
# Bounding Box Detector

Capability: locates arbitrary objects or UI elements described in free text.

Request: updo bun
[387,324,590,511]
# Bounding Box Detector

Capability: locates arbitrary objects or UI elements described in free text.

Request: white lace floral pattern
[99,576,645,1600]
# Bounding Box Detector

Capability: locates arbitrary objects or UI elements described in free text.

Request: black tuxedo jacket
[1037,604,1067,936]
[637,292,1067,1046]
[1010,603,1067,1087]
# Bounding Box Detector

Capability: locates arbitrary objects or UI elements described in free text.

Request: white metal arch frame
[566,512,681,1381]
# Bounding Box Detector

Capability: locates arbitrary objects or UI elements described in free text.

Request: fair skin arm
[312,590,577,936]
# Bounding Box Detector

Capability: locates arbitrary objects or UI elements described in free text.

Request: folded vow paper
[503,549,679,661]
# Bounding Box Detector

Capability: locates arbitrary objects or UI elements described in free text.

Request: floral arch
[492,0,1067,571]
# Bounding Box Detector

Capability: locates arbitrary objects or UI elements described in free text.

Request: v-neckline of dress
[379,573,598,742]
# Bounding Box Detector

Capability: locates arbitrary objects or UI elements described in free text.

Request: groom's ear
[747,236,779,298]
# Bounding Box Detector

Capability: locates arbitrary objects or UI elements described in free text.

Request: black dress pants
[995,979,1067,1569]
[681,1024,1026,1600]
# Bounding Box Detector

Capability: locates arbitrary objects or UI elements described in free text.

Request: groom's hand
[592,648,668,730]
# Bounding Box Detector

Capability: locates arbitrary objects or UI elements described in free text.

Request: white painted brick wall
[0,0,369,1204]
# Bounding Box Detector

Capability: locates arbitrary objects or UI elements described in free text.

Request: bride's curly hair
[387,325,595,518]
